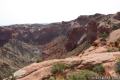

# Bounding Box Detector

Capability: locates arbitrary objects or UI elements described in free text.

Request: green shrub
[92,64,105,75]
[107,47,119,52]
[51,63,67,74]
[67,70,97,80]
[112,24,120,30]
[107,47,114,52]
[115,59,120,74]
[99,32,109,39]
[48,76,56,80]
[36,58,42,63]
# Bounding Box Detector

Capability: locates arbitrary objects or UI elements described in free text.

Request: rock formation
[0,12,120,79]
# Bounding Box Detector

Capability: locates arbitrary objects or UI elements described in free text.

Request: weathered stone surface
[14,52,120,80]
[65,27,86,51]
[108,29,120,42]
[1,12,120,79]
[65,20,99,51]
[87,20,98,43]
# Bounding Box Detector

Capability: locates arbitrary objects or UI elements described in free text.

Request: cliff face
[0,28,13,47]
[0,12,120,79]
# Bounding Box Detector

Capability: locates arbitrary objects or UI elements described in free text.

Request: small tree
[67,70,97,80]
[51,63,67,74]
[112,24,120,30]
[92,64,105,75]
[99,32,108,39]
[115,59,120,74]
[48,76,56,80]
[107,47,119,52]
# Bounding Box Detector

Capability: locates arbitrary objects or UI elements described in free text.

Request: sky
[0,0,120,26]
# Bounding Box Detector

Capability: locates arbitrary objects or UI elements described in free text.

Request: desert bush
[115,59,120,74]
[112,23,120,30]
[48,76,56,80]
[92,64,105,75]
[51,63,67,74]
[107,47,119,52]
[66,70,97,80]
[36,58,43,63]
[99,32,109,39]
[107,48,112,52]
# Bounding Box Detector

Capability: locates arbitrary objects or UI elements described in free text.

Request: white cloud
[0,0,120,25]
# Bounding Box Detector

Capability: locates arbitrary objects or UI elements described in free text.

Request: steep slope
[0,28,13,47]
[41,36,68,60]
[0,39,42,79]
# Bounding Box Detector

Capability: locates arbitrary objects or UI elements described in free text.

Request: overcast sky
[0,0,120,26]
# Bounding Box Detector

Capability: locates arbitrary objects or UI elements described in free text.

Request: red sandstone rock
[14,52,120,80]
